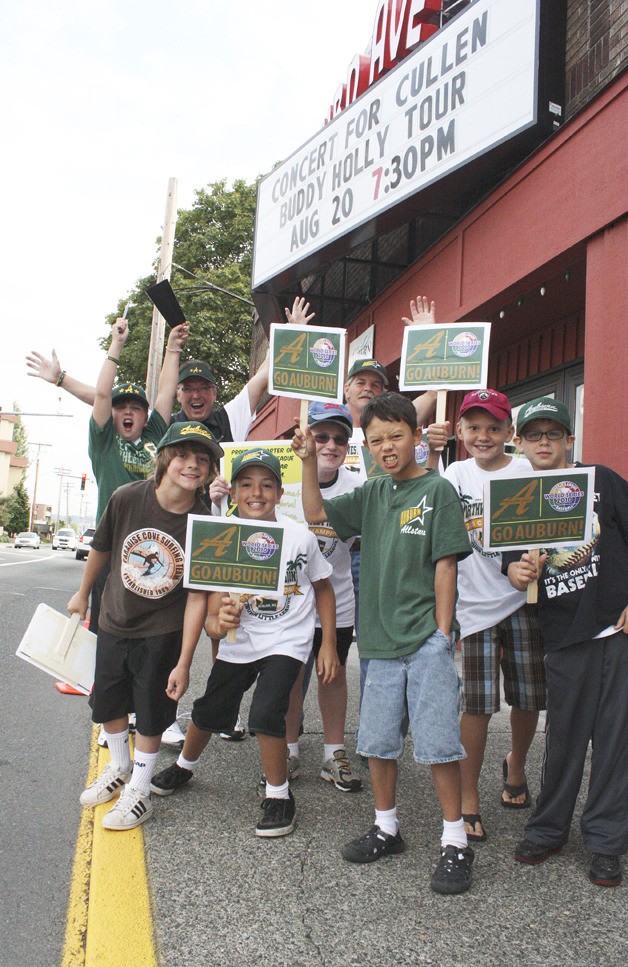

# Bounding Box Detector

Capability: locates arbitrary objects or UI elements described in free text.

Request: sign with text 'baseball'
[253,0,540,287]
[269,324,346,403]
[399,322,491,390]
[184,516,289,594]
[483,468,595,553]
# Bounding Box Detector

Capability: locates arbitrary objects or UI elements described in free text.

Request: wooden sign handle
[226,592,241,643]
[527,549,540,604]
[299,398,309,432]
[434,390,447,451]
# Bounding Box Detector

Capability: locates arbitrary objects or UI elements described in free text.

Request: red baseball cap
[459,389,511,421]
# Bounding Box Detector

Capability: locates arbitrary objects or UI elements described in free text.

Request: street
[1,547,626,967]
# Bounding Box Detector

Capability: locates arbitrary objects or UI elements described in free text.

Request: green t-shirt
[89,411,168,522]
[323,469,471,660]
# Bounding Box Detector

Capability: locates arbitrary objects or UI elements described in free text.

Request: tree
[12,402,29,460]
[100,178,260,407]
[2,480,30,533]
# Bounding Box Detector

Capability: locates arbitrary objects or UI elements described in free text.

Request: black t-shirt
[171,406,233,443]
[502,463,628,651]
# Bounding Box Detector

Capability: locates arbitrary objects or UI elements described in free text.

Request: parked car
[52,528,78,551]
[75,527,96,560]
[15,531,41,549]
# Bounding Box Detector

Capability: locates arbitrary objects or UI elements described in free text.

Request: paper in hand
[146,280,186,328]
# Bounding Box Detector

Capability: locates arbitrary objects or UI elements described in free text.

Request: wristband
[56,370,66,387]
[166,348,181,354]
[107,355,120,365]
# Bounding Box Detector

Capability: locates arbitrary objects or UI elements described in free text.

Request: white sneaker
[102,785,153,830]
[161,720,186,747]
[80,762,132,806]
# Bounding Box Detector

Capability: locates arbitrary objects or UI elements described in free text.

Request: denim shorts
[357,629,465,764]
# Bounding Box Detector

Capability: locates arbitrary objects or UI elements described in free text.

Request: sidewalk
[145,645,626,967]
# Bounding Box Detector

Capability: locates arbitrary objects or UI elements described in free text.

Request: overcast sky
[1,0,378,521]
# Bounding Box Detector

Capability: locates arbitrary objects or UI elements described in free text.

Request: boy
[150,448,338,838]
[293,392,475,895]
[427,390,545,842]
[283,402,362,792]
[503,396,628,887]
[68,421,223,830]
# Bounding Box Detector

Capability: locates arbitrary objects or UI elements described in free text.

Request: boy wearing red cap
[427,390,545,843]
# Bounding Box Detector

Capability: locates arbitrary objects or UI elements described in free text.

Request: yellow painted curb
[62,730,158,967]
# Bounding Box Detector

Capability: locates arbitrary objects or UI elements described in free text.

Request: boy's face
[112,400,149,441]
[312,420,350,476]
[231,465,283,521]
[343,373,384,418]
[176,377,217,423]
[457,408,514,470]
[514,419,575,470]
[164,445,211,492]
[365,416,422,481]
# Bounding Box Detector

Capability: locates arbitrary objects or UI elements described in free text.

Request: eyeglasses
[313,432,349,446]
[520,428,566,442]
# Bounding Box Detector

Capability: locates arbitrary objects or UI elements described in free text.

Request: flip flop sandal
[463,813,487,842]
[502,758,531,809]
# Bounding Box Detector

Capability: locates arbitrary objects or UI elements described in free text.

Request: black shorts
[191,655,302,738]
[312,625,354,665]
[90,628,181,736]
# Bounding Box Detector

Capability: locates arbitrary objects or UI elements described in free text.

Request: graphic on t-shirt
[458,491,498,559]
[117,437,157,477]
[399,496,433,535]
[309,524,340,559]
[542,513,601,598]
[121,528,185,598]
[242,551,307,620]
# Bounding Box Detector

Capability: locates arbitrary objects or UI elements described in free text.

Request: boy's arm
[92,319,130,428]
[166,589,208,700]
[434,554,458,638]
[153,323,190,423]
[506,552,547,592]
[425,421,451,471]
[67,549,111,619]
[204,592,243,639]
[26,349,97,406]
[400,295,437,424]
[291,425,328,524]
[312,577,339,685]
[245,297,316,412]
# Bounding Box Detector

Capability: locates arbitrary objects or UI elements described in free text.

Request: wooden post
[433,390,448,451]
[299,399,310,431]
[527,549,540,604]
[145,178,178,407]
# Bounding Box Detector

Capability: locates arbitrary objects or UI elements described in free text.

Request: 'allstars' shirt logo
[121,528,185,598]
[399,496,432,535]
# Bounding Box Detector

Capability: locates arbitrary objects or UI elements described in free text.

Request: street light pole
[29,442,52,531]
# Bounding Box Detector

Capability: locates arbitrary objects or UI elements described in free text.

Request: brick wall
[566,0,627,118]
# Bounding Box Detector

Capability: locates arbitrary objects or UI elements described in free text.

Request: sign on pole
[399,323,491,391]
[269,324,346,403]
[184,516,288,595]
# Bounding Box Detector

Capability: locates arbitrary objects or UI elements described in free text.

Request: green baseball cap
[178,359,217,384]
[231,448,282,485]
[346,357,388,386]
[517,397,572,435]
[111,383,148,408]
[156,421,224,460]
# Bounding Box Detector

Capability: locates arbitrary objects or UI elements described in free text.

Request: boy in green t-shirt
[293,392,474,895]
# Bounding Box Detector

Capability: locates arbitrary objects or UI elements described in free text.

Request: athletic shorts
[313,625,353,665]
[90,628,181,736]
[461,604,546,715]
[191,654,302,738]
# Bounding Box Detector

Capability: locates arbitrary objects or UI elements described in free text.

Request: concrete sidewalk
[145,644,626,967]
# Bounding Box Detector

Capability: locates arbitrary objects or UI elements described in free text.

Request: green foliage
[99,178,260,407]
[12,402,29,461]
[1,480,30,533]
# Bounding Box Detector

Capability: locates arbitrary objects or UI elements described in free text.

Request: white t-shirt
[224,385,254,441]
[309,466,360,627]
[443,456,533,639]
[345,427,367,483]
[216,518,332,664]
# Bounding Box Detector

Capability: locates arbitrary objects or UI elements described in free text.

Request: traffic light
[81,473,87,491]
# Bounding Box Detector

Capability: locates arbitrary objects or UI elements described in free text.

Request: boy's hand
[217,594,243,636]
[166,663,190,701]
[426,421,451,452]
[614,606,628,634]
[67,592,89,621]
[285,296,315,327]
[510,552,547,589]
[209,475,230,506]
[26,349,61,384]
[316,643,340,686]
[291,422,316,460]
[110,318,130,351]
[402,295,436,327]
[166,322,190,353]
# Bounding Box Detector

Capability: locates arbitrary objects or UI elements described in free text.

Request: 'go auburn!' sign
[184,516,289,594]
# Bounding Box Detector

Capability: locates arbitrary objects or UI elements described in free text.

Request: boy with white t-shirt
[427,389,545,844]
[150,448,337,838]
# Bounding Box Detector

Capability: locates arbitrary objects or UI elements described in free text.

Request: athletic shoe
[515,838,562,865]
[256,790,296,837]
[256,755,300,799]
[342,825,406,864]
[150,762,194,797]
[102,785,153,830]
[588,853,622,887]
[219,714,246,741]
[161,721,186,748]
[431,845,475,895]
[80,763,132,806]
[321,749,362,792]
[128,713,137,734]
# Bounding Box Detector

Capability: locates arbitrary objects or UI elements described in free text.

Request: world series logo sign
[269,324,346,403]
[399,322,491,391]
[483,468,595,552]
[184,516,289,594]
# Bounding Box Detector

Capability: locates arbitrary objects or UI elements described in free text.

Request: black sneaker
[588,853,622,887]
[515,838,562,865]
[150,762,193,797]
[342,825,406,864]
[431,845,475,895]
[256,790,296,838]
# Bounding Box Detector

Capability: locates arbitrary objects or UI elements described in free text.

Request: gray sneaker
[256,755,300,799]
[321,749,362,792]
[80,762,132,807]
[102,785,153,830]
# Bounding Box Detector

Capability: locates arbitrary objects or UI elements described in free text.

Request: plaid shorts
[461,604,546,715]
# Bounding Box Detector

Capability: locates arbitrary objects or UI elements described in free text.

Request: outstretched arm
[92,319,130,428]
[153,322,190,423]
[245,297,317,413]
[401,294,437,423]
[291,423,328,524]
[26,349,97,406]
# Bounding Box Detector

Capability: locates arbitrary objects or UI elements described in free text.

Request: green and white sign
[483,468,595,552]
[184,516,289,594]
[269,324,346,403]
[399,323,491,391]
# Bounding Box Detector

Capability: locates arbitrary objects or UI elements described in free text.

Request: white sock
[177,753,200,772]
[130,750,158,796]
[104,728,132,774]
[324,743,344,762]
[375,807,399,837]
[441,818,468,850]
[265,779,290,800]
[287,742,300,758]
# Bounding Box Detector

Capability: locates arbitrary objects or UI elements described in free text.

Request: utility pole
[54,468,71,532]
[29,442,52,531]
[145,178,179,408]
